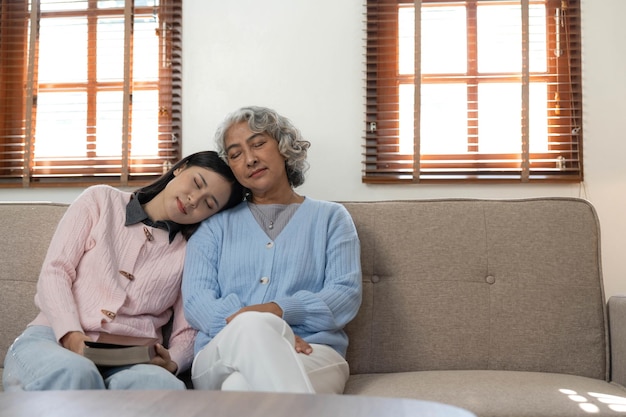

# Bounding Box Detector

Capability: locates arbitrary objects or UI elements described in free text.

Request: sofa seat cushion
[344,370,626,417]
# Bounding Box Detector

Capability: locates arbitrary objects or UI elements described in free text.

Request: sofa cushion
[342,199,607,380]
[0,202,69,391]
[344,370,626,417]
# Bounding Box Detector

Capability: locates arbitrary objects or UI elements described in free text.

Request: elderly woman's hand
[226,302,283,324]
[226,302,311,354]
[294,335,313,355]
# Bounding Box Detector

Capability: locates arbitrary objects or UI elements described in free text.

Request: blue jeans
[3,326,186,391]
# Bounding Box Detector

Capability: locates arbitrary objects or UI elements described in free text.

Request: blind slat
[364,0,583,183]
[0,0,183,187]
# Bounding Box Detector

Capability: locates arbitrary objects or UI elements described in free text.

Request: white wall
[2,0,625,298]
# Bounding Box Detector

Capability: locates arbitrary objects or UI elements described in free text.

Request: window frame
[0,0,182,188]
[363,0,583,184]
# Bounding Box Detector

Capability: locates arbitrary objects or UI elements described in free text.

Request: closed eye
[194,174,213,209]
[208,194,221,211]
[251,138,266,148]
[196,173,208,188]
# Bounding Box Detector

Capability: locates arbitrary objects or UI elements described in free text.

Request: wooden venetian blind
[0,0,182,187]
[364,0,582,183]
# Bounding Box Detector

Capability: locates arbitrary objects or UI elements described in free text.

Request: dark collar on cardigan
[125,192,181,243]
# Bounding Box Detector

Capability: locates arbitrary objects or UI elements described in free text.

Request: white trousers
[191,311,349,394]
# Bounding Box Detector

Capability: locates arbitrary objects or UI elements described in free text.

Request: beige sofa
[2,198,626,417]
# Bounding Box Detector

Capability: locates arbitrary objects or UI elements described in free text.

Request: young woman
[183,107,362,394]
[3,151,243,391]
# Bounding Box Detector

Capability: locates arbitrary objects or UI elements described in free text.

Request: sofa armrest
[609,295,626,387]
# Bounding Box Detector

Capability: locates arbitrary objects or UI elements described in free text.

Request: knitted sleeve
[34,186,106,341]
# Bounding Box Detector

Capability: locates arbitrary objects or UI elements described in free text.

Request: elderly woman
[182,106,362,394]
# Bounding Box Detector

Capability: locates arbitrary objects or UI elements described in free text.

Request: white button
[266,242,274,248]
[260,277,270,284]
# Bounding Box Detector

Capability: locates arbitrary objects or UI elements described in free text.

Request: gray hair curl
[214,106,311,187]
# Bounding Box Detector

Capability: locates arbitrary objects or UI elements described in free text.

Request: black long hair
[136,151,244,240]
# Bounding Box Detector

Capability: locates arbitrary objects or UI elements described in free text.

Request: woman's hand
[60,331,91,355]
[225,303,311,354]
[226,302,283,324]
[150,343,178,374]
[294,335,313,355]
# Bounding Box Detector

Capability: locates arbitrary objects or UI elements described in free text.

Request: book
[83,333,159,367]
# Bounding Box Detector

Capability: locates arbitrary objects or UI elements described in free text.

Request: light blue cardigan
[182,197,362,356]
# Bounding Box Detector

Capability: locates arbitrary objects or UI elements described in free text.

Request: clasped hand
[225,302,313,355]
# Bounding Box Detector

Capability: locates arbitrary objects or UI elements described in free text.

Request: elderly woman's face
[224,121,288,195]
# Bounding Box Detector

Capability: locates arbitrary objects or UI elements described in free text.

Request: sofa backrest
[0,198,608,386]
[341,198,608,381]
[0,202,69,372]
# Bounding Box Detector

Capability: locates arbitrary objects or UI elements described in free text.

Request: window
[364,0,582,183]
[0,0,182,187]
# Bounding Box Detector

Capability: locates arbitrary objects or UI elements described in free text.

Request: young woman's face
[162,165,233,224]
[224,121,288,195]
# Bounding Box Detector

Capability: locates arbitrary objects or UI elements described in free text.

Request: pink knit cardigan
[29,185,196,373]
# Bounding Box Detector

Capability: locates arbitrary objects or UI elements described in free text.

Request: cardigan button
[266,242,274,248]
[260,277,270,284]
[101,309,116,319]
[119,270,135,281]
[371,275,380,283]
[485,275,496,285]
[143,226,154,242]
